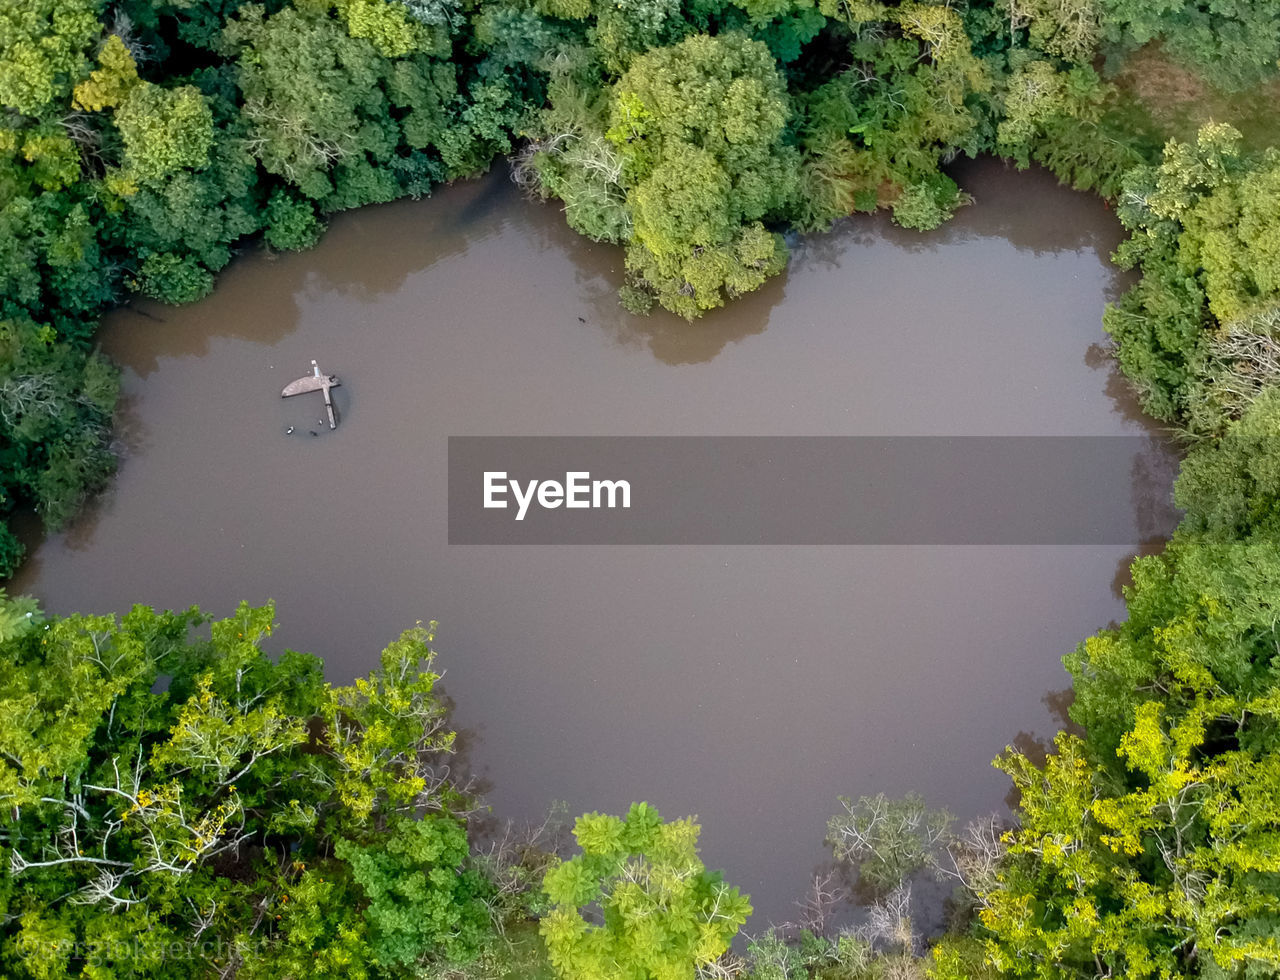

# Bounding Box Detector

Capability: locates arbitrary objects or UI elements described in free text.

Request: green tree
[540,802,752,980]
[972,701,1280,979]
[1104,123,1251,425]
[792,0,990,231]
[1100,0,1280,91]
[113,82,215,185]
[0,319,118,573]
[0,603,496,978]
[0,0,101,116]
[954,408,1280,977]
[827,792,951,891]
[608,33,799,317]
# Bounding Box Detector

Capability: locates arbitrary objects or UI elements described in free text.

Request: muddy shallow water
[17,157,1176,928]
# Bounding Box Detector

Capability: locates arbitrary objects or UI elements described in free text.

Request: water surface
[20,158,1174,927]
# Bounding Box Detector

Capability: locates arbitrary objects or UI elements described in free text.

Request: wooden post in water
[282,359,341,429]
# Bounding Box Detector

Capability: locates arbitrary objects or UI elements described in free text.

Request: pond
[17,157,1177,928]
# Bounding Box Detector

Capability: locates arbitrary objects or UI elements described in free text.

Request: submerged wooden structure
[282,360,341,429]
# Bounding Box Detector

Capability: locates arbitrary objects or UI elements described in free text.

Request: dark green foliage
[0,136,118,336]
[1,0,1278,565]
[223,2,459,207]
[790,0,991,233]
[0,319,117,575]
[1101,0,1280,92]
[1103,249,1208,421]
[136,250,218,303]
[263,188,325,249]
[529,31,801,317]
[337,817,492,966]
[1173,388,1280,540]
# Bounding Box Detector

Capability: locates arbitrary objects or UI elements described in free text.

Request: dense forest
[3,0,1280,975]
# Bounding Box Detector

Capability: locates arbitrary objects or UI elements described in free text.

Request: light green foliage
[1066,538,1280,776]
[0,603,495,978]
[963,402,1280,977]
[0,589,43,642]
[1118,123,1246,235]
[1181,151,1280,324]
[0,0,101,115]
[5,126,81,191]
[997,60,1082,162]
[537,0,591,19]
[1102,122,1280,430]
[605,33,799,316]
[540,802,752,980]
[237,863,374,979]
[591,0,683,74]
[336,0,430,57]
[522,66,632,243]
[526,32,804,310]
[625,220,787,319]
[978,703,1280,978]
[322,620,457,823]
[71,33,138,111]
[891,174,967,231]
[114,82,215,184]
[1001,0,1101,62]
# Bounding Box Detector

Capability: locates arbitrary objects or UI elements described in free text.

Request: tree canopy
[0,603,494,978]
[4,0,1280,976]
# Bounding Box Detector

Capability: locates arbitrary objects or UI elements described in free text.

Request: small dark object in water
[309,431,318,437]
[577,316,585,323]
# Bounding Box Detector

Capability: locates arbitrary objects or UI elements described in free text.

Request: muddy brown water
[16,157,1177,929]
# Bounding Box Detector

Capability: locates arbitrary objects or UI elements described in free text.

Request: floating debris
[282,360,341,429]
